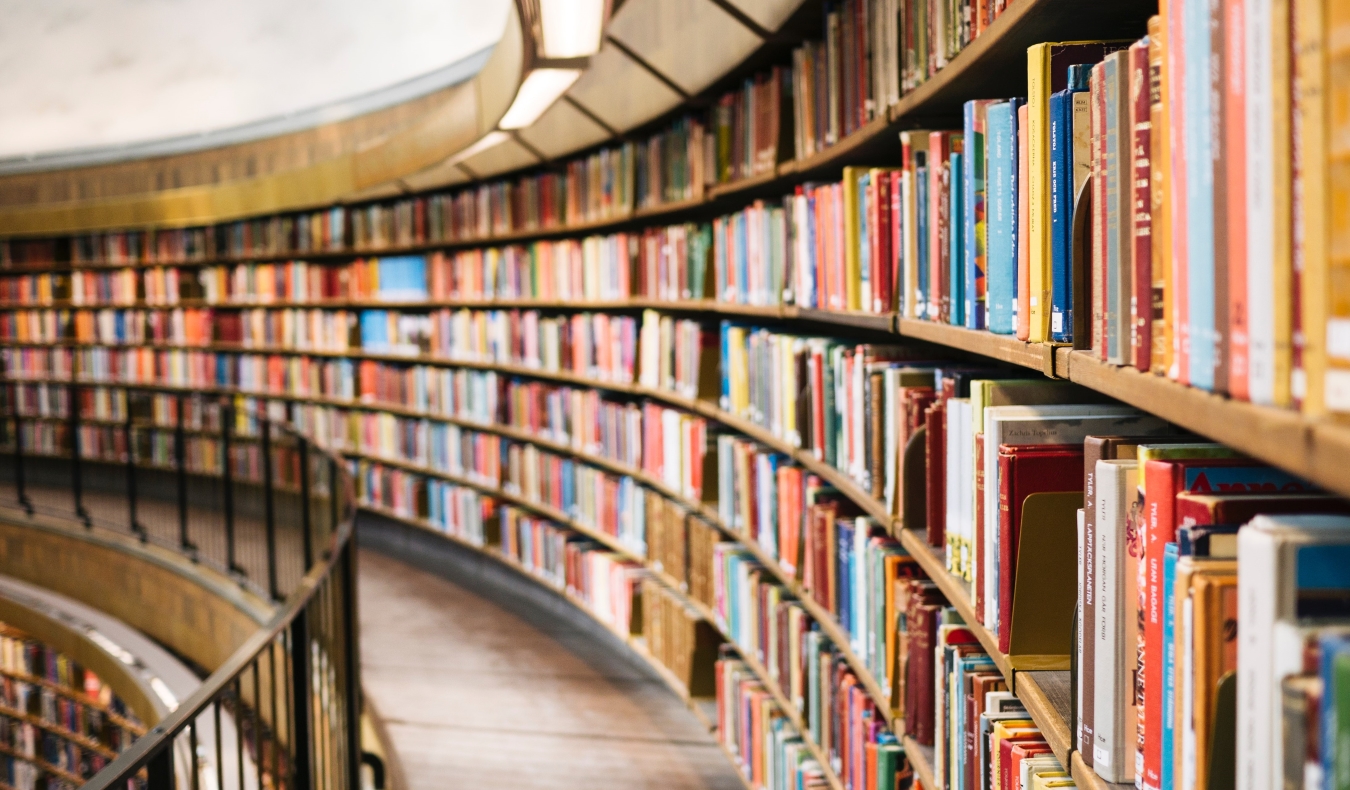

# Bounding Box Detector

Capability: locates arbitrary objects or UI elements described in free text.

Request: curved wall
[0,512,273,674]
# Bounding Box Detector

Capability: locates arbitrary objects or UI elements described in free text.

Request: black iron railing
[0,378,360,790]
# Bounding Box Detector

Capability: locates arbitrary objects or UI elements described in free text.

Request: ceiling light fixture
[538,0,608,59]
[498,68,582,129]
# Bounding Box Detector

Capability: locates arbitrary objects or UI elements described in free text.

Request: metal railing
[0,378,360,790]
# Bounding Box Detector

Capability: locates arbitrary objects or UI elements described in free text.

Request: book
[1238,515,1350,790]
[1027,42,1123,343]
[996,443,1084,652]
[986,101,1023,335]
[1093,458,1139,782]
[1049,65,1090,343]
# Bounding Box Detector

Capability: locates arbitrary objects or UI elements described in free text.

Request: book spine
[951,149,966,327]
[1049,89,1073,342]
[996,450,1014,654]
[1168,0,1192,385]
[1104,56,1123,364]
[1111,53,1135,369]
[1295,0,1335,415]
[1243,0,1280,405]
[1130,39,1154,373]
[987,103,1017,335]
[1149,17,1172,376]
[1224,0,1250,400]
[965,101,980,329]
[1093,64,1108,359]
[1184,0,1217,392]
[1027,44,1052,342]
[1017,103,1032,341]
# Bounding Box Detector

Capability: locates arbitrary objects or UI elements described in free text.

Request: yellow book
[1328,0,1350,420]
[1027,43,1055,342]
[1300,0,1350,418]
[842,166,865,311]
[1296,0,1328,412]
[1028,41,1127,343]
[1271,0,1295,407]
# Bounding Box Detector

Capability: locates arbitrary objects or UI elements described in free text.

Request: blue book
[858,173,872,309]
[359,310,390,351]
[963,101,989,330]
[1051,66,1091,343]
[376,256,428,301]
[1184,0,1216,389]
[916,158,931,319]
[1161,542,1179,790]
[986,100,1022,334]
[836,519,854,635]
[736,214,749,303]
[949,151,965,326]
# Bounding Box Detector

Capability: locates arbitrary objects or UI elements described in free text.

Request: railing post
[299,437,313,569]
[70,383,90,528]
[329,460,339,558]
[342,541,362,789]
[289,607,313,790]
[177,393,196,555]
[146,744,174,790]
[262,416,279,601]
[10,381,33,516]
[126,397,145,541]
[222,398,243,577]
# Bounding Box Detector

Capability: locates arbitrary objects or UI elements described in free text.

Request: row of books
[0,624,141,787]
[0,0,1023,275]
[645,494,719,611]
[20,357,1350,790]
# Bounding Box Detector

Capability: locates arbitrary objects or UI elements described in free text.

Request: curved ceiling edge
[0,3,525,236]
[0,46,496,178]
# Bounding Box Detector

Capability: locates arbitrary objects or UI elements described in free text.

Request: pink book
[1167,0,1189,385]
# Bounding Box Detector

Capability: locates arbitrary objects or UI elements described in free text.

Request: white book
[1237,514,1350,790]
[1076,504,1086,764]
[979,405,1163,629]
[1093,459,1138,783]
[1022,756,1065,790]
[1245,0,1276,406]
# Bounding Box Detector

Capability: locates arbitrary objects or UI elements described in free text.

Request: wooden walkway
[357,526,744,790]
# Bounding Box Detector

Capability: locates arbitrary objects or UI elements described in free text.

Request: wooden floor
[358,545,745,790]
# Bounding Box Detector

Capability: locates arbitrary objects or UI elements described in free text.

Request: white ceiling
[0,0,511,163]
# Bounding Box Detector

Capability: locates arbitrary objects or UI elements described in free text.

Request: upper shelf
[0,0,1156,252]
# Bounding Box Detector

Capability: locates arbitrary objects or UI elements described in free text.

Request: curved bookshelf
[0,356,1121,790]
[5,0,1333,787]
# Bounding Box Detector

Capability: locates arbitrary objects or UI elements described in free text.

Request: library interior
[0,0,1346,788]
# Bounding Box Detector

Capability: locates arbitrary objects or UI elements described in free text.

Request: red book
[996,444,1084,653]
[1139,458,1315,789]
[890,170,904,314]
[1129,39,1153,371]
[999,736,1049,790]
[904,594,942,745]
[1174,491,1350,526]
[1223,0,1249,399]
[924,399,946,547]
[1007,740,1053,790]
[928,131,962,323]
